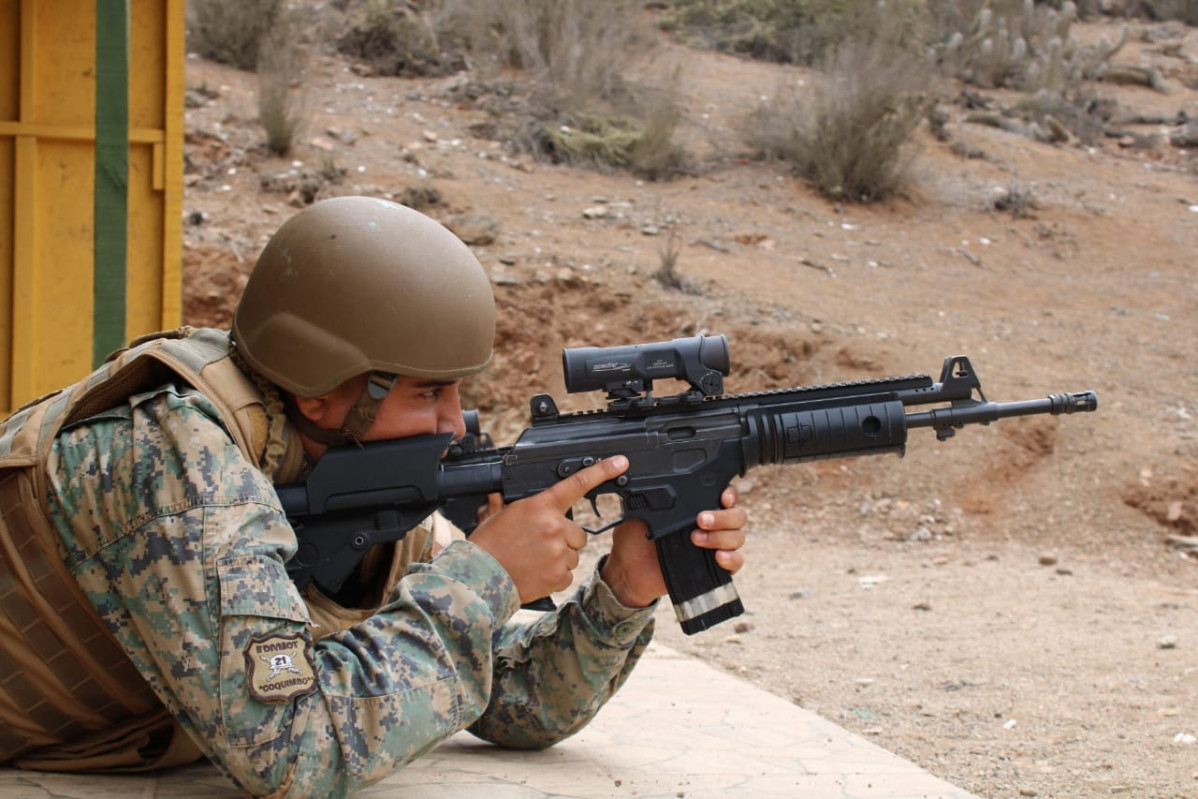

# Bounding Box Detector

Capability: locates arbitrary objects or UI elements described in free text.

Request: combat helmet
[232,196,495,443]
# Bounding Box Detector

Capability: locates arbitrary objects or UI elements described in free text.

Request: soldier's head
[232,196,495,450]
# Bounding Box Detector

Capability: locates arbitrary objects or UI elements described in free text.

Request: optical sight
[562,334,730,399]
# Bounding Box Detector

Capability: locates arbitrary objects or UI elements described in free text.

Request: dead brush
[745,32,934,202]
[336,0,466,77]
[992,181,1038,218]
[540,116,641,172]
[535,82,689,178]
[628,74,691,180]
[187,0,282,71]
[447,0,654,113]
[384,0,684,177]
[256,7,309,156]
[654,225,685,291]
[660,0,927,67]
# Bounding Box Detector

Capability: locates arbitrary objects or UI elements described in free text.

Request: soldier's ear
[291,393,330,424]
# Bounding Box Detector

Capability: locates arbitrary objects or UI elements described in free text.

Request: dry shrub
[629,96,689,179]
[443,0,685,177]
[746,33,934,202]
[336,0,467,77]
[526,97,688,179]
[660,0,928,66]
[1139,0,1198,22]
[257,8,309,156]
[659,0,810,63]
[538,116,642,171]
[530,84,688,177]
[449,0,655,115]
[187,0,282,70]
[653,224,700,293]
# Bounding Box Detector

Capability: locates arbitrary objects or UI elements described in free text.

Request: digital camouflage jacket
[3,329,656,797]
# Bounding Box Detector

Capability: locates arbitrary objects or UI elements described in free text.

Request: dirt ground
[180,17,1197,799]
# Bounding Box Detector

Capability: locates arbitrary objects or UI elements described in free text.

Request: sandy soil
[181,16,1197,799]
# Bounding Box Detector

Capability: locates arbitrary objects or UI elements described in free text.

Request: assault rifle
[278,335,1097,635]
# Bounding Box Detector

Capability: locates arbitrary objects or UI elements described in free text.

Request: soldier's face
[362,376,467,442]
[295,373,467,454]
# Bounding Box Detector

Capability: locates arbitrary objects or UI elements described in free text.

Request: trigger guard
[582,519,624,536]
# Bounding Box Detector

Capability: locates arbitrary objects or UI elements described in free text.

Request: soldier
[0,197,747,796]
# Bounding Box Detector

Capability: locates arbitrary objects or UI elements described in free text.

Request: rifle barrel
[905,391,1098,431]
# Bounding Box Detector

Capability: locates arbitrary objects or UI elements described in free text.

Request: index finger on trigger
[544,455,629,514]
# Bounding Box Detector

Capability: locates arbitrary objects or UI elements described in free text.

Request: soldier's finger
[565,523,587,552]
[721,485,740,509]
[543,455,628,514]
[691,527,746,553]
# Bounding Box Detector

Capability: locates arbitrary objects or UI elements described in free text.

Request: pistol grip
[654,531,744,635]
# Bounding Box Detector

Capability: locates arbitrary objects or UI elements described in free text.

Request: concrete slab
[0,643,980,798]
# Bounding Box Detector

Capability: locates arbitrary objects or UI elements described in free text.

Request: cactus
[936,0,1128,97]
[934,0,1141,144]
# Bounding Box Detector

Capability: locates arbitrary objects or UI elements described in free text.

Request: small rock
[1158,634,1179,650]
[1038,554,1058,566]
[443,213,501,245]
[909,526,933,542]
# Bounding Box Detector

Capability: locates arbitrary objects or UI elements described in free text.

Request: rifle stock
[280,338,1098,635]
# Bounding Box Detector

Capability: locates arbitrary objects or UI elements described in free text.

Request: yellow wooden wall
[0,0,184,414]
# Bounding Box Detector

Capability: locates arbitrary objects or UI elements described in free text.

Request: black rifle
[278,335,1097,635]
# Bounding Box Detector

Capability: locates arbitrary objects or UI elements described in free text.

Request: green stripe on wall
[93,0,130,367]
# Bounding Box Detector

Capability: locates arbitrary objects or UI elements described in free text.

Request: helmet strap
[341,372,398,443]
[284,371,398,449]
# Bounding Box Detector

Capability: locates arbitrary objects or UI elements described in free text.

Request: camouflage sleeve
[45,386,521,797]
[467,563,656,749]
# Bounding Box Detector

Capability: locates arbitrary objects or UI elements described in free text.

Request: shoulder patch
[244,632,317,704]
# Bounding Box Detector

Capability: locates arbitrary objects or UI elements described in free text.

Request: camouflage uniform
[43,379,656,796]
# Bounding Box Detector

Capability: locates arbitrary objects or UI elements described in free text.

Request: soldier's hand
[602,485,747,608]
[468,456,629,604]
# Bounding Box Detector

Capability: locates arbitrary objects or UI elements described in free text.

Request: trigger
[589,497,601,517]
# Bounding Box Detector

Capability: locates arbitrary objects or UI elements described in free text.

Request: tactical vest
[0,327,446,773]
[0,327,302,772]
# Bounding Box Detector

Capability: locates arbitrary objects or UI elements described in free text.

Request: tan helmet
[232,196,495,398]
